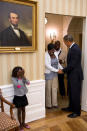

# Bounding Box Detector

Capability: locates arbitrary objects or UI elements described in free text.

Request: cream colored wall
[45,14,72,52]
[0,0,87,85]
[0,0,45,85]
[44,0,87,17]
[68,17,83,49]
[45,14,63,48]
[44,0,87,55]
[62,16,72,52]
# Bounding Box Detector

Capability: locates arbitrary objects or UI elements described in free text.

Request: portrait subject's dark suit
[0,26,31,46]
[63,43,83,114]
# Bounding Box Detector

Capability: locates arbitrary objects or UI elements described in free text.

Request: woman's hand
[58,69,64,74]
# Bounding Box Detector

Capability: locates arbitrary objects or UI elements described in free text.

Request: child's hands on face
[17,69,26,79]
[17,69,23,78]
[22,69,26,79]
[22,69,25,76]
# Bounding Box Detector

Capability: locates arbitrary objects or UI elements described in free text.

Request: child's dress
[12,77,30,108]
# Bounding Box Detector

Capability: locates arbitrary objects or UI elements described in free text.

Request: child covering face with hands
[12,66,30,131]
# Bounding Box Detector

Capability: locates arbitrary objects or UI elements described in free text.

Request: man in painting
[0,12,31,46]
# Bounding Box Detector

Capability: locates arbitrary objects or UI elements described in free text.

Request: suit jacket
[0,26,31,46]
[63,43,83,81]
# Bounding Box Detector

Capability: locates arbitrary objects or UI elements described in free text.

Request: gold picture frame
[0,0,37,53]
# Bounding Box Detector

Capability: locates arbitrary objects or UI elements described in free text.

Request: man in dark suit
[58,34,83,118]
[0,12,31,46]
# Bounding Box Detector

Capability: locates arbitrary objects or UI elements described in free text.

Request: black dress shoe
[61,107,72,112]
[62,96,65,99]
[67,113,80,118]
[53,106,58,108]
[46,107,52,109]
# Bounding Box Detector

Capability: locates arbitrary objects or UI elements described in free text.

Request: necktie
[58,50,61,56]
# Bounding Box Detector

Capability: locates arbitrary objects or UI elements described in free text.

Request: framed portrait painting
[0,0,37,53]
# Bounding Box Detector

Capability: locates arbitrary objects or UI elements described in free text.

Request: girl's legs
[17,107,23,129]
[22,106,30,129]
[22,107,25,125]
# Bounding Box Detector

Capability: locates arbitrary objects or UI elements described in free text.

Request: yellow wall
[44,0,87,16]
[45,14,63,47]
[0,0,87,85]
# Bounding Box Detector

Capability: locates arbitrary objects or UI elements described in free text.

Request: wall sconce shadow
[46,28,58,44]
[50,32,56,41]
[50,30,57,43]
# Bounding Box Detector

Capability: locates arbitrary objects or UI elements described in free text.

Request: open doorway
[45,13,83,50]
[45,13,84,110]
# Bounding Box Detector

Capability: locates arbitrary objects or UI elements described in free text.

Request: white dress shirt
[11,25,20,38]
[69,42,75,48]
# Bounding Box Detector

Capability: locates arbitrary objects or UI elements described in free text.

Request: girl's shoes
[20,125,24,131]
[23,123,30,129]
[20,129,24,131]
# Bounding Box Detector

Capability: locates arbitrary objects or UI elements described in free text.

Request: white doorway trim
[81,17,87,111]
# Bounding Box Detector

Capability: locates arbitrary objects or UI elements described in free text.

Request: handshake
[58,69,64,74]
